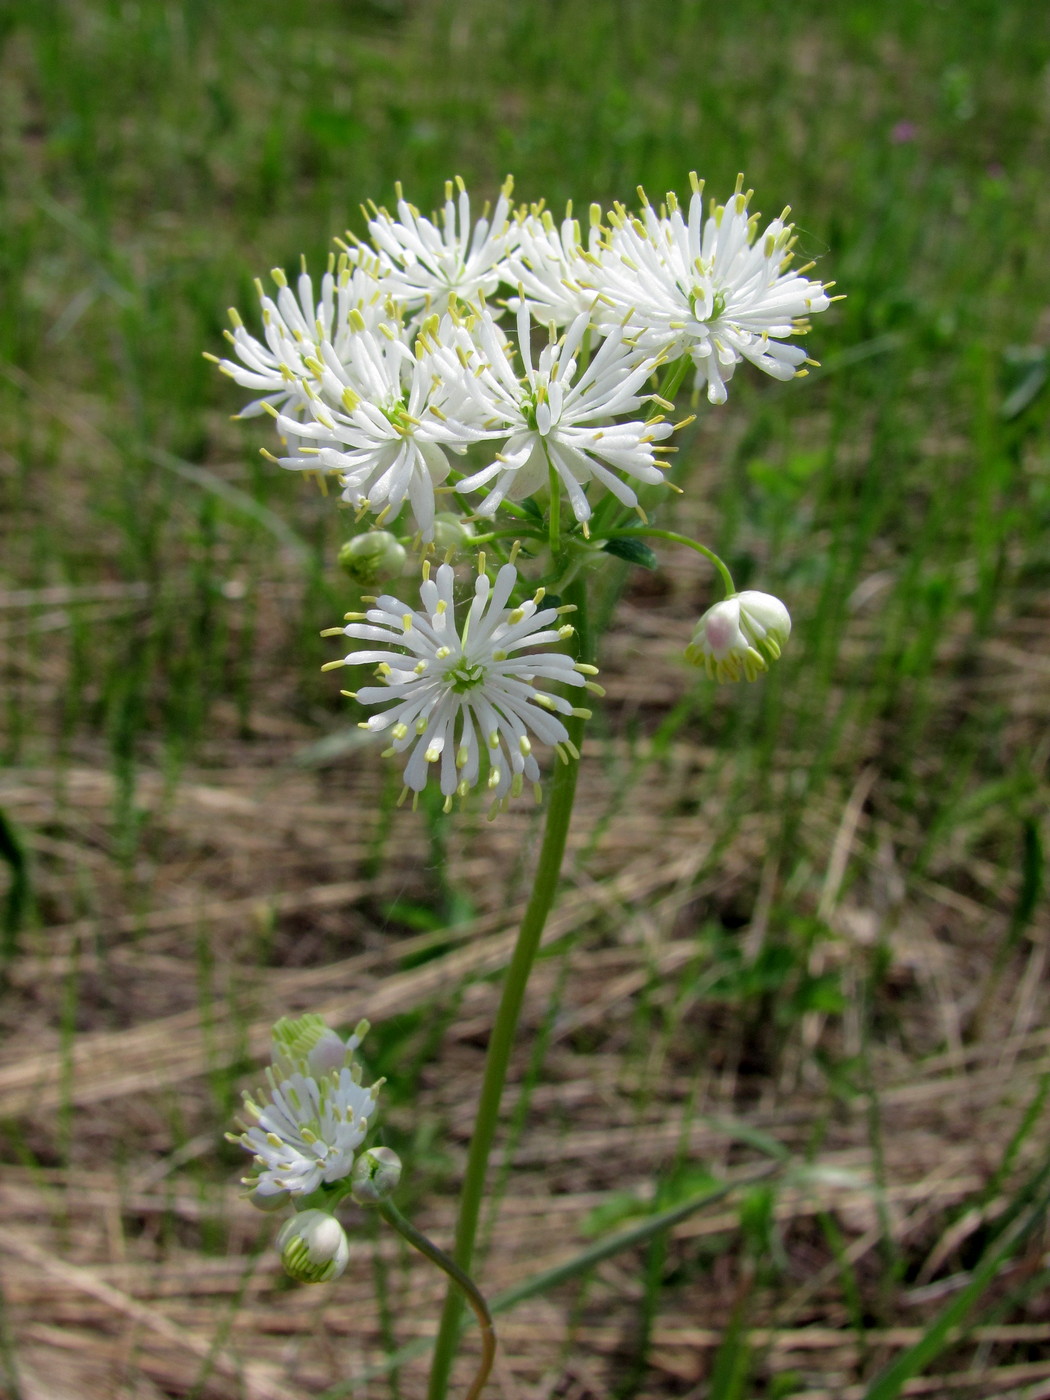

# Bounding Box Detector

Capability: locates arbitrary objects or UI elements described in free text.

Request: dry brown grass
[2,554,1049,1400]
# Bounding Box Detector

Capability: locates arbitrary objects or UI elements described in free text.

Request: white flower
[328,560,597,809]
[597,174,830,404]
[210,254,393,447]
[505,204,605,326]
[685,590,791,683]
[364,175,519,317]
[269,315,490,540]
[231,1064,381,1199]
[450,304,672,523]
[276,1210,351,1284]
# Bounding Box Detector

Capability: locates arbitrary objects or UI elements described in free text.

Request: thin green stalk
[379,1202,495,1400]
[546,455,561,556]
[426,577,592,1400]
[601,527,737,596]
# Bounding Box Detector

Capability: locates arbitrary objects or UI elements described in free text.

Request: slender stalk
[602,526,737,596]
[546,455,561,556]
[427,577,592,1400]
[378,1201,496,1400]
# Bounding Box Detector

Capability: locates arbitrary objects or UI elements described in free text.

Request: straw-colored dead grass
[1,552,1048,1400]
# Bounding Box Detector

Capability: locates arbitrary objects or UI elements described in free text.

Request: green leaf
[602,536,658,569]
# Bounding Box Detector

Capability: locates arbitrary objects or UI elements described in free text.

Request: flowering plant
[215,171,831,1397]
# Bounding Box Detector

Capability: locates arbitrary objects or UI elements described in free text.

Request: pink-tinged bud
[685,590,791,683]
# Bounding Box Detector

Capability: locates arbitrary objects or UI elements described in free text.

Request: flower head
[229,1020,381,1199]
[329,560,597,810]
[685,590,791,682]
[211,254,393,447]
[269,313,491,539]
[364,175,518,317]
[451,304,671,523]
[597,174,830,404]
[505,203,605,326]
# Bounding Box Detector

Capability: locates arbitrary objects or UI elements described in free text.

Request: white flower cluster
[213,173,829,540]
[229,1015,382,1202]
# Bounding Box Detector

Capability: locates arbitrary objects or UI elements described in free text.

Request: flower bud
[351,1146,403,1205]
[685,590,791,683]
[431,512,475,554]
[271,1013,369,1079]
[276,1210,350,1284]
[338,531,407,585]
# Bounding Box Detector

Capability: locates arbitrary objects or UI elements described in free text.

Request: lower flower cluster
[229,1015,400,1285]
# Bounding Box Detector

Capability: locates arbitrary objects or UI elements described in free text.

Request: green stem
[546,453,561,556]
[427,577,592,1400]
[655,353,691,405]
[603,526,737,596]
[380,1202,496,1400]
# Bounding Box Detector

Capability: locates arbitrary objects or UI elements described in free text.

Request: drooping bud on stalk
[351,1146,403,1205]
[685,590,791,683]
[338,531,407,585]
[276,1210,351,1284]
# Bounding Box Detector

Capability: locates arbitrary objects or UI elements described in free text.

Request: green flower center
[383,397,413,435]
[688,287,727,322]
[444,657,488,693]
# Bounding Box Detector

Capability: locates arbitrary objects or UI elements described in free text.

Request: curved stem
[602,526,737,596]
[426,577,592,1400]
[380,1200,496,1400]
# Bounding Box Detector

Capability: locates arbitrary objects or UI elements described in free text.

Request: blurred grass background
[1,1,1050,1397]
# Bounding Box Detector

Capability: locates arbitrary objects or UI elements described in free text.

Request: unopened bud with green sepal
[338,531,407,585]
[351,1146,403,1205]
[276,1209,350,1284]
